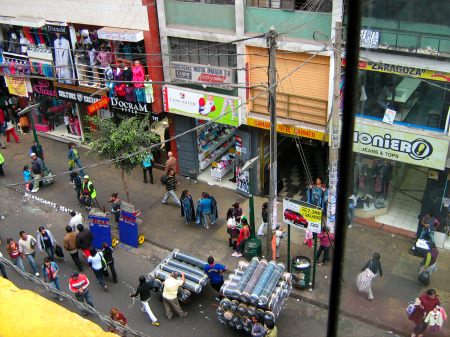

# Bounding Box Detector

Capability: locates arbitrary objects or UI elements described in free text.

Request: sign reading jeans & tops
[353,122,449,170]
[163,85,241,127]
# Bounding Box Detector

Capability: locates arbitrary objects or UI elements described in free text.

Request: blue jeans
[50,277,61,291]
[45,246,55,261]
[77,289,94,307]
[13,257,25,271]
[75,159,85,177]
[419,229,434,242]
[93,268,106,287]
[25,252,39,274]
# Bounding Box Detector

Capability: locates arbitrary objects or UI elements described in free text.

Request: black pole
[326,1,361,336]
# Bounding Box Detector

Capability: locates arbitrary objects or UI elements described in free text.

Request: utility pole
[327,21,343,234]
[267,27,278,259]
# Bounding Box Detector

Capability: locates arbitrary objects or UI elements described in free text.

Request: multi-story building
[157,0,343,198]
[350,0,450,248]
[0,0,164,141]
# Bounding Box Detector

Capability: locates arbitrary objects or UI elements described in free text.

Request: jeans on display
[93,268,106,287]
[25,252,39,274]
[45,245,55,261]
[13,257,25,271]
[162,190,181,206]
[142,300,158,322]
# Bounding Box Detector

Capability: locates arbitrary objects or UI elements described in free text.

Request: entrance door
[174,115,198,177]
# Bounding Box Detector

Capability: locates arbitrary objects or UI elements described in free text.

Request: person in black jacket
[76,224,94,259]
[130,275,160,326]
[257,202,269,236]
[161,168,181,207]
[102,242,118,283]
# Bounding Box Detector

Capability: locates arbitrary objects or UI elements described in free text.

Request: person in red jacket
[109,307,128,336]
[316,226,334,266]
[69,272,94,311]
[233,217,250,258]
[411,288,440,337]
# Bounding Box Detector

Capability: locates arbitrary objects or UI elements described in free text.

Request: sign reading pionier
[353,122,449,170]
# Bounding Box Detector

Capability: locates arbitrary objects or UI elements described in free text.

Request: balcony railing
[75,61,108,89]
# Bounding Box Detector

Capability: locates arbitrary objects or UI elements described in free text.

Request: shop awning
[0,16,46,28]
[97,27,144,43]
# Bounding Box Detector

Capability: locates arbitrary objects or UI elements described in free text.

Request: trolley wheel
[138,233,145,245]
[111,237,119,248]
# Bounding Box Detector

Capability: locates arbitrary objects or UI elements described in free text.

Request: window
[169,37,237,68]
[175,0,235,4]
[247,0,331,11]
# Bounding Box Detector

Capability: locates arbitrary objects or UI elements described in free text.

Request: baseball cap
[30,152,36,157]
[83,175,89,179]
[71,272,79,278]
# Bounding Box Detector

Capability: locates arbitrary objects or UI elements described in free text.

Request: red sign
[87,97,110,115]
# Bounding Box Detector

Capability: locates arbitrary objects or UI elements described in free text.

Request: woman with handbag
[356,252,383,301]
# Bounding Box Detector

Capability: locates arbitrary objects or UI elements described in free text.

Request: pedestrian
[142,152,154,184]
[418,213,440,242]
[0,252,8,279]
[68,142,85,177]
[161,168,181,207]
[6,238,25,271]
[69,272,95,312]
[232,202,243,223]
[411,289,441,337]
[348,194,357,228]
[72,171,82,203]
[5,120,20,143]
[18,230,40,276]
[76,224,94,259]
[64,112,71,134]
[321,182,329,211]
[64,226,83,271]
[36,226,57,261]
[69,210,83,232]
[251,316,266,337]
[109,307,128,336]
[233,217,250,258]
[356,252,383,301]
[265,321,278,337]
[102,242,118,283]
[0,151,4,177]
[80,175,97,209]
[257,202,269,236]
[204,256,227,299]
[180,190,196,224]
[226,208,239,250]
[30,141,44,160]
[30,152,44,193]
[87,248,108,291]
[419,241,439,279]
[23,165,33,192]
[108,192,121,223]
[306,177,324,207]
[271,224,286,261]
[162,272,187,320]
[316,226,334,266]
[164,151,177,175]
[197,192,214,229]
[42,257,63,301]
[130,275,161,326]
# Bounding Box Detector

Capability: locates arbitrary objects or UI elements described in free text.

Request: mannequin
[123,66,132,82]
[19,31,31,54]
[144,76,154,103]
[8,32,20,53]
[131,60,145,88]
[54,33,74,84]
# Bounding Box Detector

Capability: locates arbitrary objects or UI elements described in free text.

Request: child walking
[23,165,33,192]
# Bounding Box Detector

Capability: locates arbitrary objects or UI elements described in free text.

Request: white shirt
[275,229,285,246]
[64,115,70,126]
[69,214,83,232]
[163,277,183,300]
[88,252,103,271]
[18,235,36,255]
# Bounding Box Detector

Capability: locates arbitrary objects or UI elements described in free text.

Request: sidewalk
[1,133,449,336]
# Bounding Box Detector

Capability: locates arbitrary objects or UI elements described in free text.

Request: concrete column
[155,0,171,83]
[235,0,245,37]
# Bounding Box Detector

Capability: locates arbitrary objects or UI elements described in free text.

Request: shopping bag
[418,271,430,285]
[55,245,64,258]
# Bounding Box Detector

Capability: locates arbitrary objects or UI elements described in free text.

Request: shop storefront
[352,118,450,247]
[163,85,253,191]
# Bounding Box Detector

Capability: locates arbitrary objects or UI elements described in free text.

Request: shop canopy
[97,27,144,43]
[0,16,45,28]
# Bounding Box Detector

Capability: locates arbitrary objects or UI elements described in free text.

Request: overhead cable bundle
[217,257,292,332]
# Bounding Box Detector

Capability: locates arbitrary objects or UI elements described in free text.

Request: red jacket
[237,225,250,245]
[69,274,90,292]
[419,293,440,314]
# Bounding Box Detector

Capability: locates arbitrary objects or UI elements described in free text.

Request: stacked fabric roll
[148,249,208,298]
[217,257,292,332]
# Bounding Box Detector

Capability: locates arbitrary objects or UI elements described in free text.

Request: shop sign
[110,97,151,116]
[4,76,28,97]
[46,25,68,34]
[163,85,241,127]
[247,117,328,142]
[97,27,144,43]
[353,123,449,170]
[30,78,57,97]
[283,198,322,234]
[56,87,102,104]
[87,97,110,115]
[360,29,380,49]
[170,61,234,89]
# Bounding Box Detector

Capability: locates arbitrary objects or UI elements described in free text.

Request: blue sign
[88,215,111,249]
[118,210,139,248]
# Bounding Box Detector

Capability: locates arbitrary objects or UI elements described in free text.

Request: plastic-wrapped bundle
[154,269,202,294]
[282,272,292,283]
[173,249,207,269]
[237,303,247,314]
[236,257,259,294]
[247,305,256,316]
[230,300,239,311]
[161,263,208,286]
[220,281,239,299]
[235,270,245,277]
[258,263,285,306]
[216,307,225,316]
[238,261,250,270]
[241,260,267,302]
[250,261,277,304]
[220,298,231,310]
[166,258,205,277]
[218,314,227,325]
[228,274,241,283]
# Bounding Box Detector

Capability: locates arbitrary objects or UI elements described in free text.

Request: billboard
[283,198,322,234]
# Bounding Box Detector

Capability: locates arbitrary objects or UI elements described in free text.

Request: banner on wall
[353,121,449,170]
[163,85,241,127]
[5,76,28,97]
[283,198,322,234]
[30,78,57,97]
[170,61,234,90]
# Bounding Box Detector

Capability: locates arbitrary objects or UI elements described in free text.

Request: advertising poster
[236,167,250,195]
[163,85,241,127]
[5,76,28,97]
[170,61,234,90]
[283,198,322,234]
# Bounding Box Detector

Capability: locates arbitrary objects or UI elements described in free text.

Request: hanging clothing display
[135,88,146,103]
[132,63,145,88]
[54,35,74,84]
[125,86,136,102]
[144,82,154,103]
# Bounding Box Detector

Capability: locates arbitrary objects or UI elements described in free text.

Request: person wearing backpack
[87,248,108,291]
[18,230,40,276]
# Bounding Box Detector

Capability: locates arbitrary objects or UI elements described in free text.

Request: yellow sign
[354,123,449,170]
[359,61,450,83]
[247,117,328,142]
[5,76,28,97]
[283,198,323,234]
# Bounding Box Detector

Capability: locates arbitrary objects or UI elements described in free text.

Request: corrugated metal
[247,46,329,126]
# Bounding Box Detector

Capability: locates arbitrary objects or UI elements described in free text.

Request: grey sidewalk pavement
[1,133,449,336]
